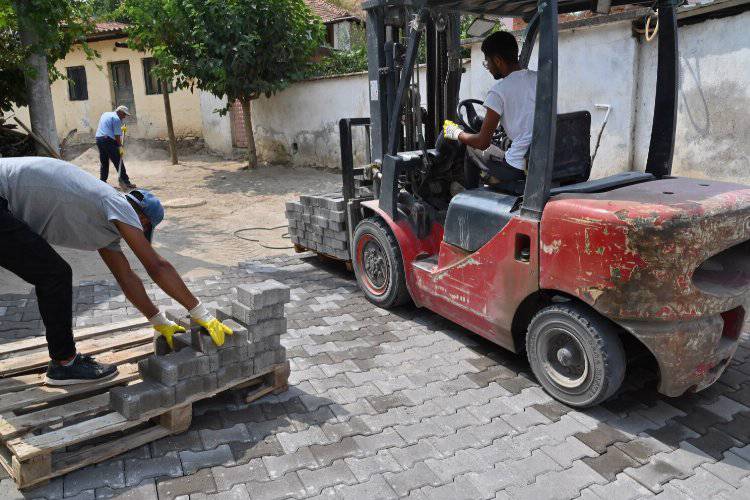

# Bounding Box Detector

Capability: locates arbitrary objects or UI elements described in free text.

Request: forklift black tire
[526,303,626,407]
[353,217,411,308]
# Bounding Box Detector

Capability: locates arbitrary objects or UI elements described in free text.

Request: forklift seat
[467,110,592,196]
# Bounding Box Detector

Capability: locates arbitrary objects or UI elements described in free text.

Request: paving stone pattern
[112,280,290,420]
[286,194,350,260]
[2,254,750,498]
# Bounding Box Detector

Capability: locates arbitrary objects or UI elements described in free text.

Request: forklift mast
[362,0,462,163]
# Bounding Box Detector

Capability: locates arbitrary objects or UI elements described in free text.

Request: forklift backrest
[551,110,592,185]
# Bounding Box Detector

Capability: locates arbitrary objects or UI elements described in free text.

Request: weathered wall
[633,10,750,184]
[200,92,233,156]
[10,38,204,143]
[204,8,750,178]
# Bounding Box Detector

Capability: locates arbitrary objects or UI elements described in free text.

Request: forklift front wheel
[526,303,626,407]
[353,217,411,308]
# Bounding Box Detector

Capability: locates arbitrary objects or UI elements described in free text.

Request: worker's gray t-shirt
[0,157,142,252]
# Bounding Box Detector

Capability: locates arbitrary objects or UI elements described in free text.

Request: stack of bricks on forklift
[110,280,290,420]
[286,194,350,260]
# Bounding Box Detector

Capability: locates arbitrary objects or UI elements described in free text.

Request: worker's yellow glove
[189,301,233,347]
[119,147,126,158]
[148,311,186,349]
[443,120,463,141]
[121,125,127,134]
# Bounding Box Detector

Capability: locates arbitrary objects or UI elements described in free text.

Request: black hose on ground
[232,225,294,250]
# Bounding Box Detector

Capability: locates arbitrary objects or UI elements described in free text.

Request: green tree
[125,0,324,169]
[0,0,93,153]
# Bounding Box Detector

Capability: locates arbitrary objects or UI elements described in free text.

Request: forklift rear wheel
[353,217,411,308]
[526,303,626,407]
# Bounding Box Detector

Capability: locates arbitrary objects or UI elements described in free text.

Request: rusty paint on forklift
[541,177,750,395]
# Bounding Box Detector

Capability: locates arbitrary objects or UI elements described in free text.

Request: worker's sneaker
[119,180,137,191]
[44,354,118,386]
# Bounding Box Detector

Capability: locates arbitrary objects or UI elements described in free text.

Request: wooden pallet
[0,319,290,489]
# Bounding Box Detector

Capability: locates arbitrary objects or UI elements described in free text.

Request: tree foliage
[125,0,324,168]
[0,0,93,113]
[125,0,324,105]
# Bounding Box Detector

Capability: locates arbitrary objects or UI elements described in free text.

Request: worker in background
[443,31,537,183]
[0,157,233,386]
[95,105,136,190]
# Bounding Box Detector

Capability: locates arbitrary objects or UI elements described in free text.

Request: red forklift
[333,0,750,407]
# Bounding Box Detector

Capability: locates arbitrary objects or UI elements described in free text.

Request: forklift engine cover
[541,177,750,396]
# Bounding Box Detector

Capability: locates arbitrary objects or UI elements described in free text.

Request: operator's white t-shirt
[483,69,537,170]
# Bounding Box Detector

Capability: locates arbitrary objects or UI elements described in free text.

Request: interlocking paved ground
[1,254,750,499]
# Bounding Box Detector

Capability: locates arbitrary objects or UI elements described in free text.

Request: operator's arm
[458,108,501,150]
[98,247,160,318]
[112,221,198,309]
[114,135,122,147]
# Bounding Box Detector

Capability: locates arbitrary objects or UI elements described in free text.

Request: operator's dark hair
[481,31,519,63]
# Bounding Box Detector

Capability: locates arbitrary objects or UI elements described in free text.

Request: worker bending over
[0,157,232,386]
[443,31,537,183]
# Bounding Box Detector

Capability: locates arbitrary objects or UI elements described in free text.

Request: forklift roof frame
[362,0,681,219]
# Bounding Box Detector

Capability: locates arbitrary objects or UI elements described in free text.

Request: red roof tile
[304,0,355,23]
[93,22,127,34]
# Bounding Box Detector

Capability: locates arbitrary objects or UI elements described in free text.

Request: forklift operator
[443,31,537,183]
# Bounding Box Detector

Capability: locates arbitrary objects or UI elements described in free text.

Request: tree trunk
[240,97,257,169]
[162,84,178,165]
[15,1,60,156]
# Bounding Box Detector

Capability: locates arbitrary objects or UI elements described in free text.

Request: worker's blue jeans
[96,136,131,184]
[0,197,75,361]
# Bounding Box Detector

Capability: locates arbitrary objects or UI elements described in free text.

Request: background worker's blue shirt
[95,112,122,139]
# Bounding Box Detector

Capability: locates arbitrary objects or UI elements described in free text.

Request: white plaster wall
[470,21,638,178]
[200,92,233,155]
[248,67,472,169]
[633,11,750,183]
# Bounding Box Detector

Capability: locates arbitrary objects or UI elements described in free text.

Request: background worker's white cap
[115,105,131,116]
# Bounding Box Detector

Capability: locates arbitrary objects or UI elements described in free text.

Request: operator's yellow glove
[443,120,463,141]
[121,125,127,134]
[189,301,233,346]
[119,147,126,158]
[148,311,186,349]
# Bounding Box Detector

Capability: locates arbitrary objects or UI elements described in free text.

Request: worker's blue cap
[125,189,164,241]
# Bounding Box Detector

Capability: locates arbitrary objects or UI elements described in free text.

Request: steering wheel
[457,99,485,133]
[456,98,510,149]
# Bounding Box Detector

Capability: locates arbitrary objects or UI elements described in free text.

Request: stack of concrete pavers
[285,193,349,260]
[110,280,290,420]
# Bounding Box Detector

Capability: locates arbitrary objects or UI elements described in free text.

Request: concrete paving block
[142,348,211,386]
[172,332,192,352]
[111,380,176,420]
[209,353,220,372]
[190,329,220,354]
[240,359,255,378]
[216,363,243,386]
[254,350,276,373]
[237,280,291,309]
[255,334,281,352]
[222,319,249,346]
[328,220,347,231]
[300,195,316,207]
[286,201,303,212]
[230,301,284,327]
[274,346,287,364]
[175,376,209,403]
[249,318,287,339]
[218,346,249,366]
[215,306,232,322]
[321,195,346,211]
[323,238,347,250]
[153,334,171,356]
